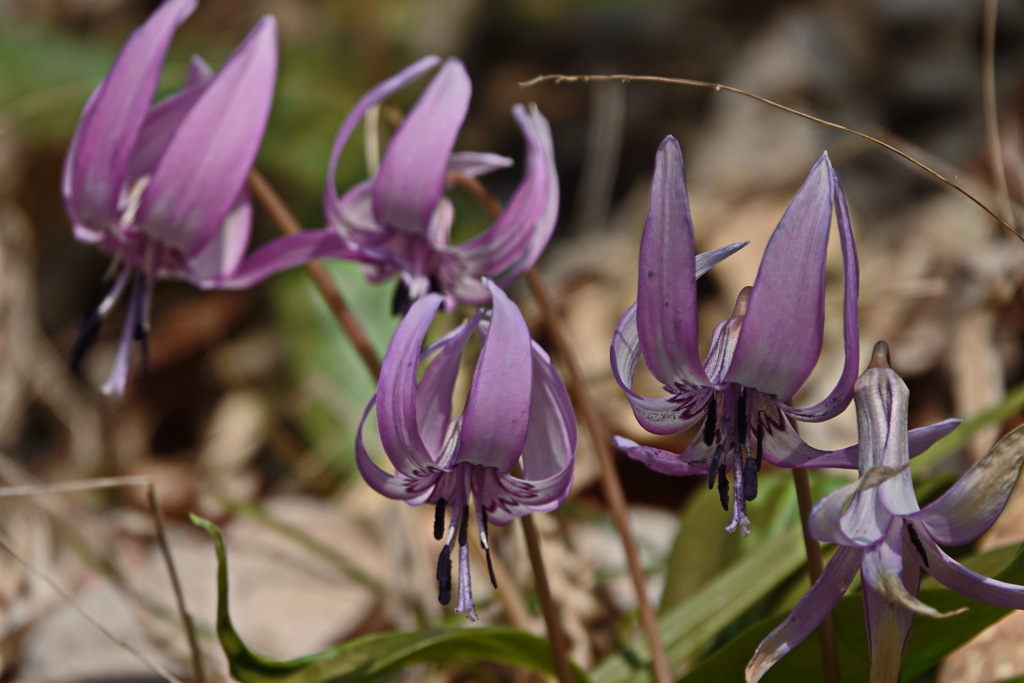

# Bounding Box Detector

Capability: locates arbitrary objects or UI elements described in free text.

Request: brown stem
[447,171,505,218]
[521,514,575,683]
[525,269,672,683]
[792,468,840,683]
[246,169,381,378]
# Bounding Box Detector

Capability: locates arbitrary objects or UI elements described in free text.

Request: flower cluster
[612,137,861,534]
[62,0,1024,667]
[65,0,574,619]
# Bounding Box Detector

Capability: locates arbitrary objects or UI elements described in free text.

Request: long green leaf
[678,543,1024,682]
[592,524,806,683]
[191,514,589,682]
[912,381,1024,475]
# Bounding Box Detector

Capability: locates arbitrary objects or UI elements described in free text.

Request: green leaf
[191,514,589,683]
[677,543,1024,682]
[912,381,1024,475]
[592,523,806,683]
[269,261,398,474]
[661,469,849,614]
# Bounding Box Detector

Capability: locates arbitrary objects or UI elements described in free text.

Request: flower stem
[792,468,840,683]
[450,171,583,677]
[526,268,673,683]
[520,514,575,683]
[247,169,381,378]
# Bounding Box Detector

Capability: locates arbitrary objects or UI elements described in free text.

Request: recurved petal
[63,0,197,231]
[754,393,852,469]
[695,241,748,278]
[746,545,861,682]
[376,293,446,473]
[415,312,480,457]
[635,136,709,388]
[323,56,441,213]
[610,303,713,435]
[455,281,532,472]
[726,154,834,401]
[909,424,1024,546]
[810,480,885,546]
[355,397,440,504]
[520,340,577,482]
[373,58,471,233]
[802,417,962,471]
[330,181,391,246]
[472,464,575,526]
[613,436,714,477]
[206,227,363,290]
[862,524,963,618]
[135,16,277,256]
[780,173,860,421]
[915,527,1024,609]
[444,104,557,286]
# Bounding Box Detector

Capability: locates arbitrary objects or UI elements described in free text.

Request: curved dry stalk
[983,0,1016,230]
[525,268,673,683]
[0,473,203,683]
[0,529,184,683]
[521,73,1022,241]
[521,513,575,683]
[448,167,672,681]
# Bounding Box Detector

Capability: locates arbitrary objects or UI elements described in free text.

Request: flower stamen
[477,506,498,589]
[433,498,447,540]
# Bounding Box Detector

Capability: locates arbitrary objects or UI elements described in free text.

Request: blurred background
[2,0,1024,680]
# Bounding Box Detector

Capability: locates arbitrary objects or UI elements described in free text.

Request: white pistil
[118,175,152,229]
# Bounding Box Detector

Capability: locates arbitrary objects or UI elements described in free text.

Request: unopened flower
[747,342,1021,683]
[323,56,558,311]
[356,280,576,619]
[64,0,336,394]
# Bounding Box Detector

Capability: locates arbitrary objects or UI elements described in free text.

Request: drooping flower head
[64,0,336,394]
[612,135,862,534]
[748,341,1021,682]
[356,280,576,619]
[323,56,558,312]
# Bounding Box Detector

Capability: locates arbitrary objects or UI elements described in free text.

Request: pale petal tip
[869,340,891,370]
[744,652,772,683]
[612,435,640,450]
[658,134,681,153]
[249,14,279,45]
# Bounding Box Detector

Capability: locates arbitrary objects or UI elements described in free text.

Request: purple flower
[747,342,1022,682]
[63,0,337,395]
[612,136,866,534]
[323,56,558,311]
[356,280,576,620]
